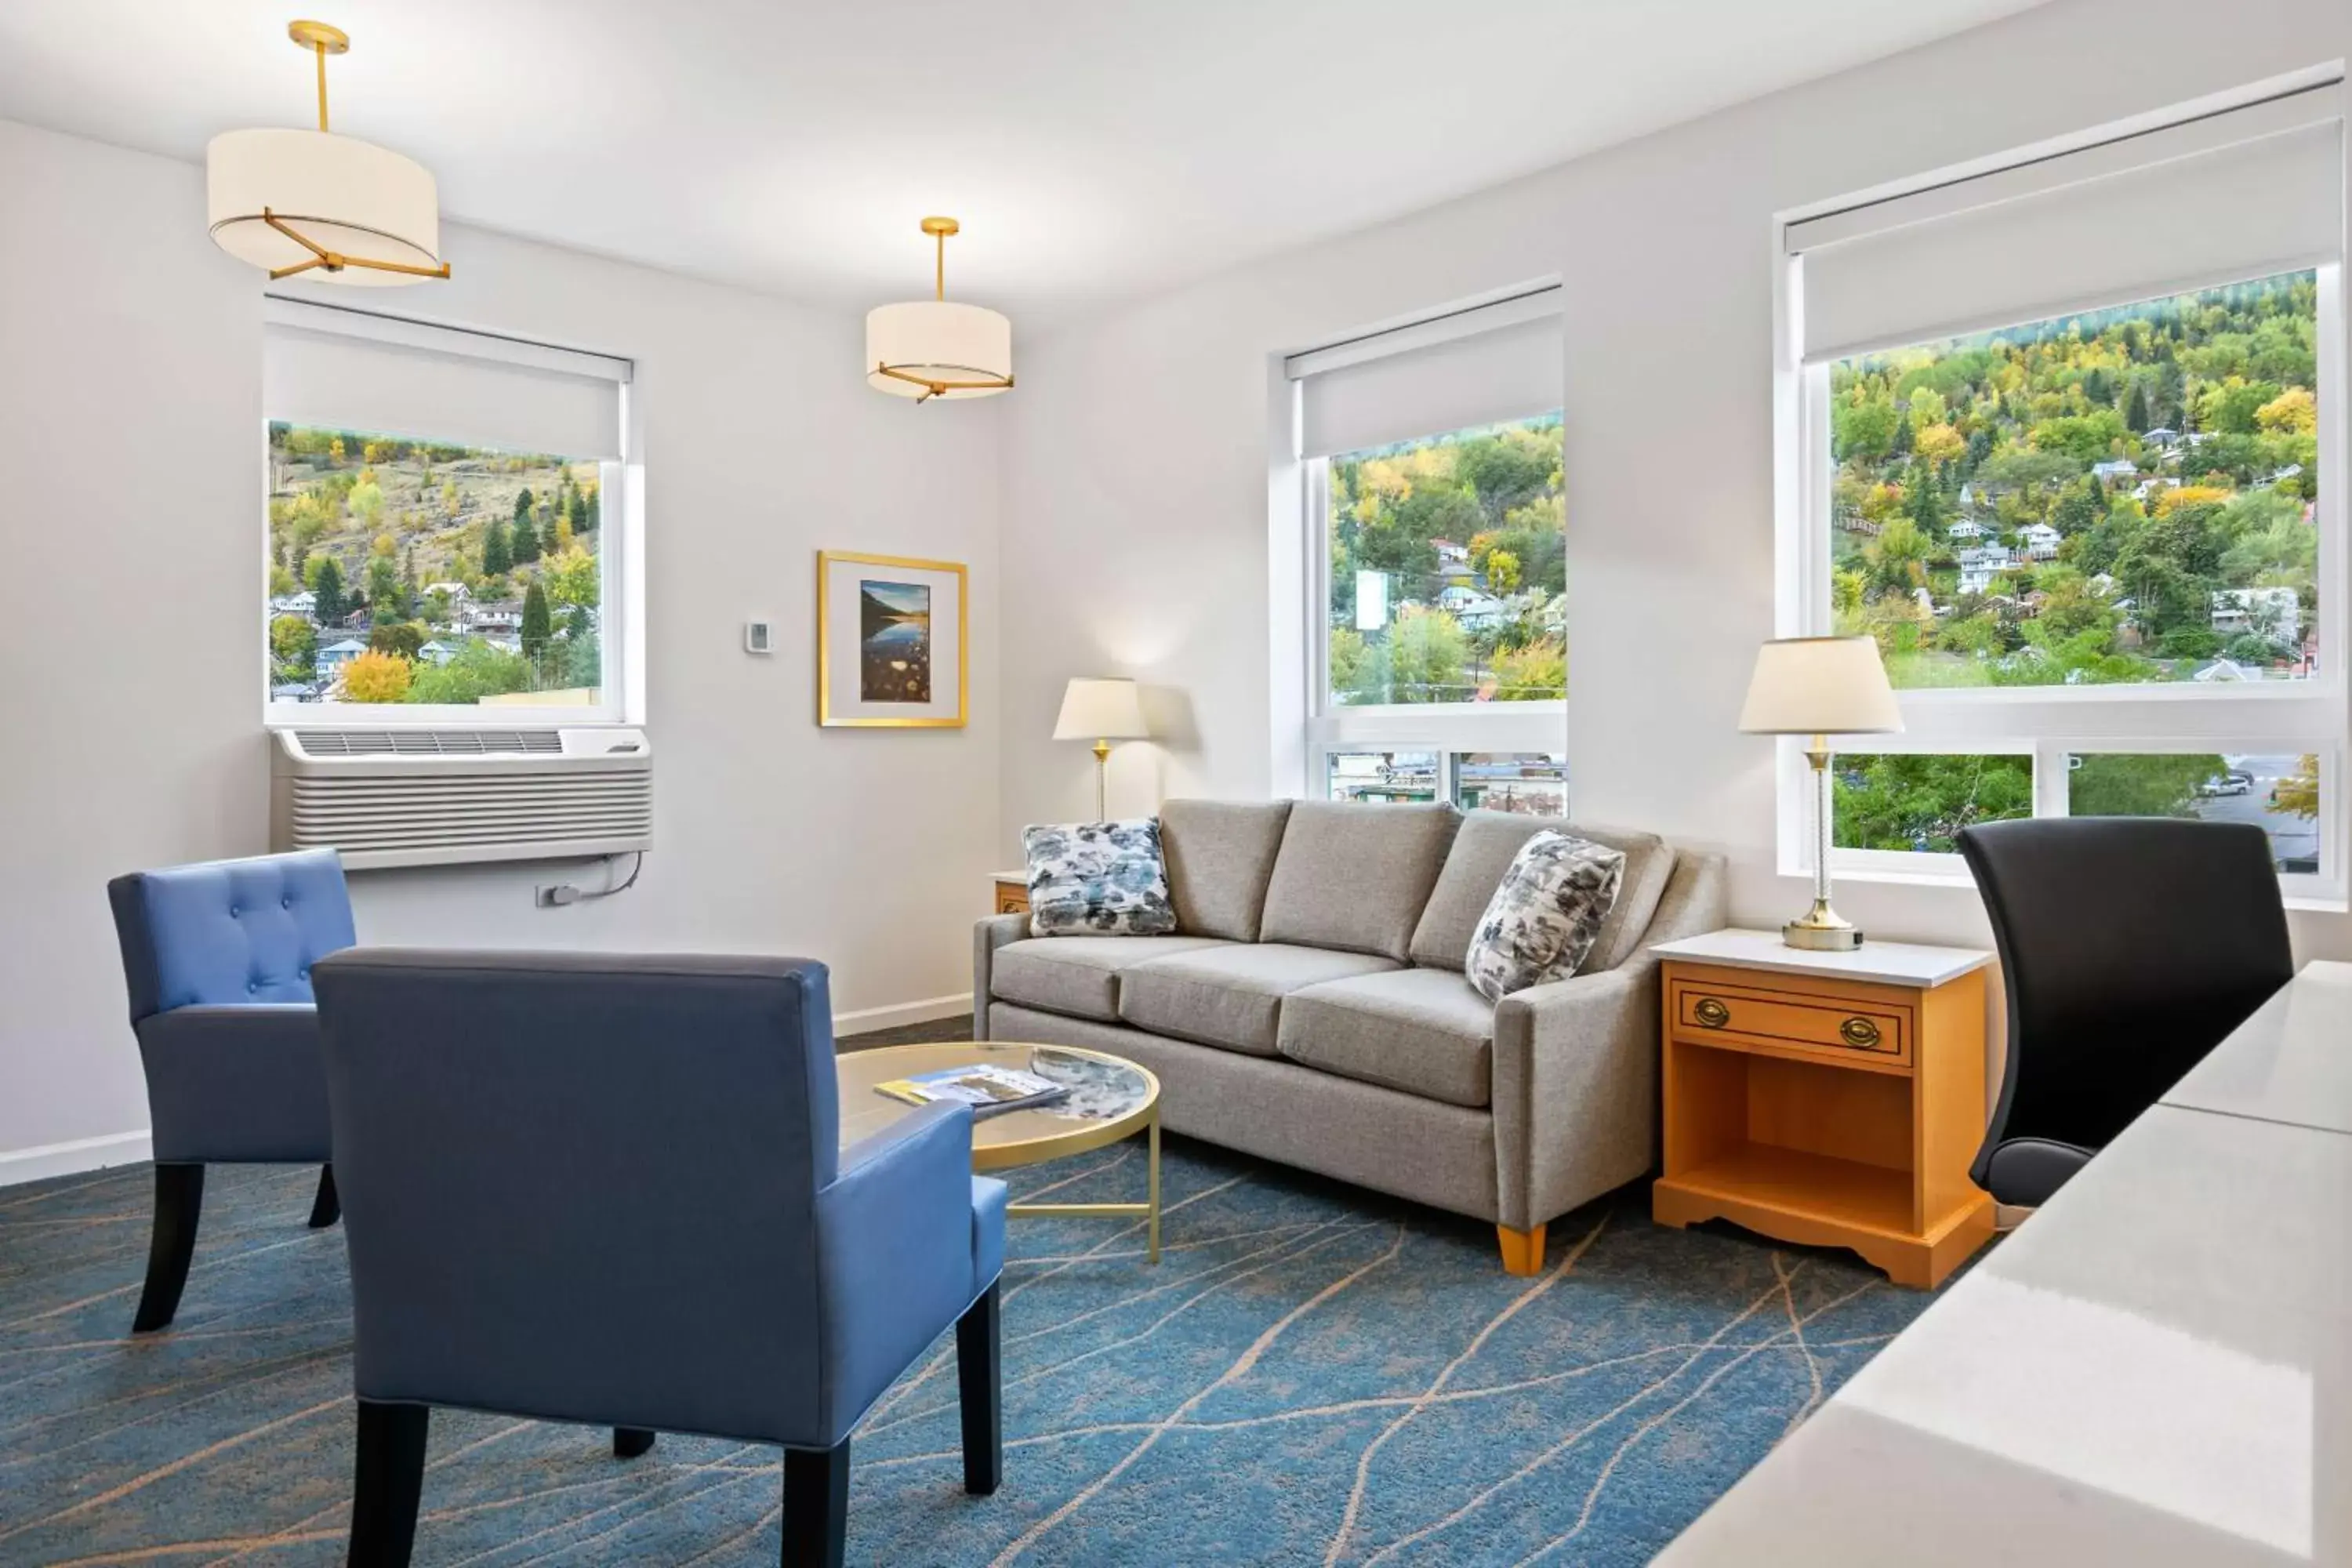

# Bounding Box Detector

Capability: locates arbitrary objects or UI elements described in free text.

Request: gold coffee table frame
[836,1040,1163,1262]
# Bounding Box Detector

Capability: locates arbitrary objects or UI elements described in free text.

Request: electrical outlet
[745,619,773,654]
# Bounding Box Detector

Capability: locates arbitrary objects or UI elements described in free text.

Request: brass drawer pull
[1840,1016,1882,1048]
[1693,997,1731,1029]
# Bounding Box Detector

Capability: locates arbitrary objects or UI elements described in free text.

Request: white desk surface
[2162,959,2352,1137]
[1657,956,2352,1567]
[1650,927,1994,989]
[1657,1102,2352,1566]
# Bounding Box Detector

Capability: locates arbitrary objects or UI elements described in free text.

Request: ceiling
[0,0,2052,324]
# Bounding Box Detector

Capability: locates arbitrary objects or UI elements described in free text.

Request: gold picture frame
[816,550,970,728]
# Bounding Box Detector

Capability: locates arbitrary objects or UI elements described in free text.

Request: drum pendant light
[866,217,1014,402]
[205,20,449,285]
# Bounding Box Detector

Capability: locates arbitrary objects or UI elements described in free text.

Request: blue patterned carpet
[0,1142,1944,1566]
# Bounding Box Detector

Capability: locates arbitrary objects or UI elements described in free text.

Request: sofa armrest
[1491,967,1657,1231]
[1484,851,1727,1232]
[972,914,1029,1039]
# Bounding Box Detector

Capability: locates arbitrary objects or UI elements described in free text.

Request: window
[1782,83,2347,899]
[262,299,632,724]
[1324,749,1568,815]
[1289,289,1570,811]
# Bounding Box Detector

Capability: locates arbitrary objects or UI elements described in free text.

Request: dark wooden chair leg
[309,1164,340,1229]
[132,1163,205,1333]
[955,1282,1001,1495]
[613,1426,656,1459]
[349,1399,430,1568]
[782,1439,850,1568]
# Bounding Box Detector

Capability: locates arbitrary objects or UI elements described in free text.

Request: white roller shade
[1293,294,1562,458]
[1793,87,2344,364]
[263,300,628,459]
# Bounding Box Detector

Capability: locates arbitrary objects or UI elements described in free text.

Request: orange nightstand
[1650,930,1995,1289]
[993,872,1030,917]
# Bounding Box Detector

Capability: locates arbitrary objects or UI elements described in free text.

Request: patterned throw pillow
[1022,818,1179,937]
[1464,832,1626,1002]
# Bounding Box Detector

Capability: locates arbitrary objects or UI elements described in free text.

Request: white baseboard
[834,992,973,1036]
[0,1130,153,1189]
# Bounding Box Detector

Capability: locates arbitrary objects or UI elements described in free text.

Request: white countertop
[1657,1102,2352,1566]
[2161,959,2352,1137]
[1650,927,1994,988]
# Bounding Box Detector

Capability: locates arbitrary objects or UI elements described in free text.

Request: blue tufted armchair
[311,949,1008,1568]
[107,850,356,1332]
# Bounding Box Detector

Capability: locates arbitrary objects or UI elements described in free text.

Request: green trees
[521,583,553,662]
[307,556,346,624]
[365,554,405,621]
[1832,272,2318,691]
[510,510,542,565]
[270,615,317,684]
[406,641,535,705]
[2067,753,2221,818]
[1832,754,2032,852]
[368,621,425,660]
[481,518,512,576]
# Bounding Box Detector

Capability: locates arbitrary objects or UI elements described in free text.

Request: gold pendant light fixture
[205,20,449,285]
[866,217,1014,402]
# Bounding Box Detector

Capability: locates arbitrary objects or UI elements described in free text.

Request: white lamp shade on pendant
[1738,637,1904,736]
[1053,678,1150,741]
[866,300,1014,400]
[206,128,443,285]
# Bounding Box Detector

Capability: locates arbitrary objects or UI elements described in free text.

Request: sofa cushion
[1161,799,1294,942]
[1022,818,1178,936]
[1463,832,1624,1002]
[989,935,1232,1022]
[1118,943,1399,1057]
[1258,801,1461,960]
[1277,967,1497,1109]
[1410,813,1675,975]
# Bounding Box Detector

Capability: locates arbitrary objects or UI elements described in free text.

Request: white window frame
[1290,293,1570,805]
[1773,91,2349,907]
[260,299,641,730]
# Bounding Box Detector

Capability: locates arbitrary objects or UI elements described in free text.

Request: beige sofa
[974,800,1727,1272]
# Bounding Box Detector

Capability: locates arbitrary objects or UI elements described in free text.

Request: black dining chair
[1955,816,2293,1207]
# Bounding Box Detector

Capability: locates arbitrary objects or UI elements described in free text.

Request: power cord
[535,851,644,907]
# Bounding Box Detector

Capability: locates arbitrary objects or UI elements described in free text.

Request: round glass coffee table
[836,1041,1163,1261]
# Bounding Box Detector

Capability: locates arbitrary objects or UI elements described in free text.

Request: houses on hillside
[2212,586,2302,648]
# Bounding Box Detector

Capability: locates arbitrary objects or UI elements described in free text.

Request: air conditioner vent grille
[294,728,564,757]
[272,728,650,869]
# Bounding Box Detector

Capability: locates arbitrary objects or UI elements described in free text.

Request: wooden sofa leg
[133,1163,205,1333]
[1497,1223,1547,1276]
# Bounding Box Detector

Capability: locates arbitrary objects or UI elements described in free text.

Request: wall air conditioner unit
[270,728,652,870]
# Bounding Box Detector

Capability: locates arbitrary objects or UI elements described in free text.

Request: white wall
[998,0,2352,967]
[0,118,1002,1175]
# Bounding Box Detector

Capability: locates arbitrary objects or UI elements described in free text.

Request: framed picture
[816,550,968,728]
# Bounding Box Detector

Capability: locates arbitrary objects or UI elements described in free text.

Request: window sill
[1786,863,2349,915]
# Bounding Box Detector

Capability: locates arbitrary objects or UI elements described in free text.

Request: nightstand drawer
[1671,979,1911,1067]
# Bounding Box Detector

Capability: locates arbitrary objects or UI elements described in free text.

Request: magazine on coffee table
[874,1063,1072,1120]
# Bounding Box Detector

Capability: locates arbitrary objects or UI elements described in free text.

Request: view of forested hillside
[266,424,604,706]
[1327,414,1566,704]
[1832,270,2320,687]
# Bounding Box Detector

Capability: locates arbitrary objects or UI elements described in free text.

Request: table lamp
[1054,677,1151,820]
[1738,636,1902,950]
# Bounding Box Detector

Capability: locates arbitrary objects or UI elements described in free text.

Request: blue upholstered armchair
[107,850,355,1332]
[310,950,1008,1568]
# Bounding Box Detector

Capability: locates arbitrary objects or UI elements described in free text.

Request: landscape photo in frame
[816,551,968,728]
[858,579,932,702]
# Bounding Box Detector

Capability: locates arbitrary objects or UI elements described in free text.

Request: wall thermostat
[745,619,774,655]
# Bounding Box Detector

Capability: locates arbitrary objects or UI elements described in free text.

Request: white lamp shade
[207,129,443,285]
[1053,677,1149,740]
[1738,637,1904,735]
[866,300,1013,398]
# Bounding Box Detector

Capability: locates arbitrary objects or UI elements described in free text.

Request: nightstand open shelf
[1650,931,1996,1289]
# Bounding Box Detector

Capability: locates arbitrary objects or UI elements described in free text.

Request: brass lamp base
[1783,900,1864,952]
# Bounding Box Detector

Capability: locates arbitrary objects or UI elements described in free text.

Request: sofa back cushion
[1258,801,1461,961]
[1410,812,1676,975]
[1160,800,1294,942]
